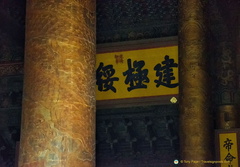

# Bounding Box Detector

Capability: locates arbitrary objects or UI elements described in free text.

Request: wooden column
[178,0,213,166]
[212,0,239,129]
[19,1,96,167]
[216,41,239,129]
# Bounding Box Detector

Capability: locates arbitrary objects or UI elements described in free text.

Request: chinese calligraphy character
[123,59,149,91]
[96,62,119,93]
[154,55,178,88]
[223,138,233,151]
[224,152,236,163]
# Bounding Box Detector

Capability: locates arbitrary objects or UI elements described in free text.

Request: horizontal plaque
[96,45,178,101]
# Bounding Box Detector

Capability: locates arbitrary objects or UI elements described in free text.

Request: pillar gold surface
[19,1,96,167]
[217,105,238,129]
[178,0,213,166]
[215,41,239,129]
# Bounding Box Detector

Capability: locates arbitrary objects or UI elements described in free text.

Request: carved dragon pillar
[18,1,96,167]
[178,0,213,166]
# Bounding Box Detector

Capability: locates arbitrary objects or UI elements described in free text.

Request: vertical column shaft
[215,40,239,129]
[178,0,213,165]
[19,1,96,167]
[214,1,240,130]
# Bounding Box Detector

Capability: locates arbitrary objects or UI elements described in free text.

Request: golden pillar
[178,0,213,166]
[215,41,239,129]
[213,1,240,130]
[19,1,96,167]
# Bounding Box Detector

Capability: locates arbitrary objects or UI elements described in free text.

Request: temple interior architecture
[0,0,240,167]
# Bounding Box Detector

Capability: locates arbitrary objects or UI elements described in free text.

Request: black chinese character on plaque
[96,62,119,93]
[223,138,233,151]
[123,59,149,91]
[224,152,236,163]
[154,55,179,88]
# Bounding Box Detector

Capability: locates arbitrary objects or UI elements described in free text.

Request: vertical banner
[216,130,240,167]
